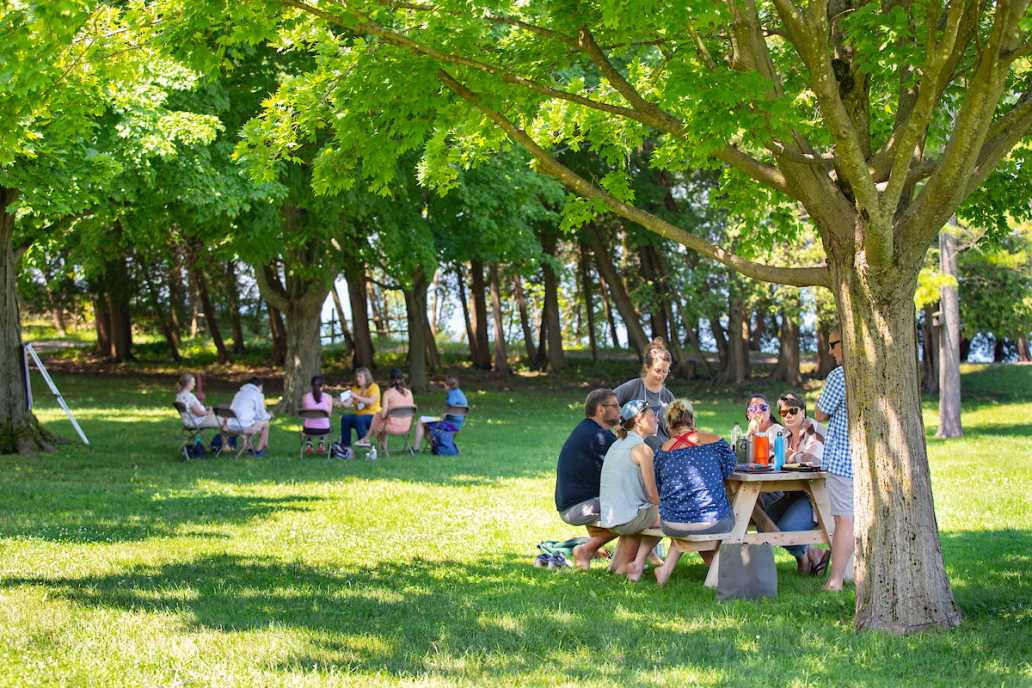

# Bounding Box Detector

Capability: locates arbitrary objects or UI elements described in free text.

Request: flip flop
[811,549,831,577]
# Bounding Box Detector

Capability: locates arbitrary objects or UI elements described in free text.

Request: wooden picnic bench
[599,470,835,587]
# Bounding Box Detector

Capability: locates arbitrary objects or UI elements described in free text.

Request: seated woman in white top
[175,373,220,429]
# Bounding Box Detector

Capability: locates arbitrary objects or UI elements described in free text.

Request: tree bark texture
[346,264,375,370]
[139,257,182,362]
[539,228,565,371]
[368,283,389,338]
[1017,335,1031,362]
[425,318,441,371]
[1,188,55,454]
[488,262,510,376]
[937,227,963,437]
[512,274,537,362]
[93,294,112,359]
[833,259,961,633]
[402,271,430,392]
[587,223,648,358]
[469,259,492,370]
[718,293,748,384]
[455,266,480,367]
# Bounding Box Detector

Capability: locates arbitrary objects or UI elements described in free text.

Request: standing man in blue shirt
[815,330,853,592]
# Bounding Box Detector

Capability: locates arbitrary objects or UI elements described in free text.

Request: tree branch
[256,263,290,312]
[437,69,831,288]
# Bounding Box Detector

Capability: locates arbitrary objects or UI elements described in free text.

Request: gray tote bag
[716,543,777,601]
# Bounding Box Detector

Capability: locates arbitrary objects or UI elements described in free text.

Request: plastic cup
[753,434,770,465]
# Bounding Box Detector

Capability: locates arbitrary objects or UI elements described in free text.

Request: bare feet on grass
[823,580,844,592]
[572,544,594,571]
[654,559,676,586]
[625,562,645,583]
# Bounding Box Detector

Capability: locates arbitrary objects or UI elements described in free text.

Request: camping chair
[297,408,331,458]
[443,404,470,432]
[173,401,205,460]
[213,406,254,458]
[378,405,418,456]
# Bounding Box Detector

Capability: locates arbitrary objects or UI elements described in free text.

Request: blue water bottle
[773,431,786,470]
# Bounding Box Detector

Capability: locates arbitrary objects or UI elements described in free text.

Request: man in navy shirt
[555,389,620,570]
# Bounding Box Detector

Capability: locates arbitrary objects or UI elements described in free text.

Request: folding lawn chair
[213,406,254,458]
[379,405,418,456]
[173,401,205,460]
[297,408,332,458]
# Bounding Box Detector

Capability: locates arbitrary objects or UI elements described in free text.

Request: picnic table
[643,469,835,587]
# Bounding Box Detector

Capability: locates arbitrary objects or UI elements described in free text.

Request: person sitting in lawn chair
[554,388,621,570]
[412,375,469,453]
[176,373,221,430]
[367,368,416,452]
[228,377,272,457]
[300,375,335,455]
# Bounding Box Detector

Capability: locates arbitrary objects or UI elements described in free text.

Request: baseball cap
[619,399,648,423]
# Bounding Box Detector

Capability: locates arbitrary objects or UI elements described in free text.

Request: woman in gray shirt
[599,399,662,582]
[615,340,676,452]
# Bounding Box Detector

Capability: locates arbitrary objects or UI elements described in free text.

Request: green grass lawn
[1,364,1030,687]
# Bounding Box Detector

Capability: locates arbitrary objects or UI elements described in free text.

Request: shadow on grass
[0,489,320,544]
[3,529,1029,685]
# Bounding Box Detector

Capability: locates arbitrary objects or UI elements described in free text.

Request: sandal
[811,549,831,577]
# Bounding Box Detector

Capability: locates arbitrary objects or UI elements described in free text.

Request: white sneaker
[355,438,371,448]
[368,447,378,461]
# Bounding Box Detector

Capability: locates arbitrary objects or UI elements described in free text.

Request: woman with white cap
[598,399,662,582]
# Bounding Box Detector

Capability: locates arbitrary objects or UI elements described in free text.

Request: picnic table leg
[806,479,835,546]
[704,483,761,588]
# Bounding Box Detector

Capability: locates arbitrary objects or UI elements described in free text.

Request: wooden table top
[729,469,828,482]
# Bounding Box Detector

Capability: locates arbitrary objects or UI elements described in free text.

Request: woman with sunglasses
[744,393,785,461]
[759,392,830,576]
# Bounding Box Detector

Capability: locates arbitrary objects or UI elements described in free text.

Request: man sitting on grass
[554,389,621,570]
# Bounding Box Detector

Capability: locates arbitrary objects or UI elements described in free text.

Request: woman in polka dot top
[652,399,737,586]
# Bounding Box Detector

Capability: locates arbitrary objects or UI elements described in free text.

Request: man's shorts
[610,504,659,535]
[827,473,854,517]
[559,498,601,526]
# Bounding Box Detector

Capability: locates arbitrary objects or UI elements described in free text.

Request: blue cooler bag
[430,421,460,456]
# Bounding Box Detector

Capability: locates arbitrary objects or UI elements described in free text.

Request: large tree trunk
[512,273,537,362]
[267,301,287,366]
[638,244,670,343]
[1,188,56,454]
[710,313,729,378]
[402,271,430,392]
[226,261,246,355]
[921,304,940,395]
[937,227,963,437]
[105,251,134,363]
[188,254,229,364]
[587,223,648,358]
[650,248,691,375]
[425,318,441,371]
[539,228,565,371]
[257,261,328,414]
[769,309,802,386]
[469,259,492,369]
[488,262,510,376]
[346,263,375,370]
[167,251,185,342]
[833,258,961,633]
[578,245,598,363]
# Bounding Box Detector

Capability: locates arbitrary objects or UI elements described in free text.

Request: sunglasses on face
[747,403,769,413]
[779,407,801,417]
